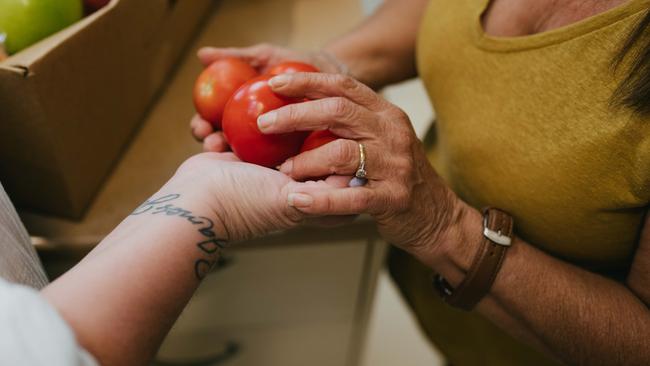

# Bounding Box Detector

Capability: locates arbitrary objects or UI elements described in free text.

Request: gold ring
[355,143,367,179]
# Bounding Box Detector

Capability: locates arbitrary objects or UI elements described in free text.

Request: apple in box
[0,0,83,55]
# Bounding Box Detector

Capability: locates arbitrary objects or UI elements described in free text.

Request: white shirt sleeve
[0,181,48,288]
[0,277,97,366]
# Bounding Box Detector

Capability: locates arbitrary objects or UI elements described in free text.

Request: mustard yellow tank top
[389,1,650,365]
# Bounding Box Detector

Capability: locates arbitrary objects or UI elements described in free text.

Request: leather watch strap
[434,207,514,311]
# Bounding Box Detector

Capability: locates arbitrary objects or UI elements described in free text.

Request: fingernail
[197,47,215,57]
[257,112,276,131]
[288,193,313,208]
[269,74,290,88]
[279,159,293,174]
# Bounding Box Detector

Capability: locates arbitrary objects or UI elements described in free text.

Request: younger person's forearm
[41,182,225,365]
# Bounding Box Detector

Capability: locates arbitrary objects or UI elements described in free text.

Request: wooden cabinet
[158,323,353,366]
[157,240,382,366]
[172,243,366,329]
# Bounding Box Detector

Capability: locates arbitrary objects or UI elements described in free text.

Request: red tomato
[222,75,308,168]
[193,58,258,129]
[268,61,319,75]
[300,130,339,153]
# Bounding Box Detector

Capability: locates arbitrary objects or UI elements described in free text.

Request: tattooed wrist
[132,193,227,280]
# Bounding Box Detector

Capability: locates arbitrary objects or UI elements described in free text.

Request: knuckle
[329,97,354,120]
[275,105,300,131]
[381,106,409,126]
[390,106,410,120]
[351,191,371,210]
[384,120,415,148]
[393,156,415,178]
[305,73,322,88]
[293,154,318,176]
[321,195,334,212]
[330,140,357,171]
[283,105,299,124]
[337,74,358,91]
[393,187,412,211]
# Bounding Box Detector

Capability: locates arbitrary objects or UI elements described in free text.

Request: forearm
[324,0,429,89]
[420,205,650,365]
[41,177,225,365]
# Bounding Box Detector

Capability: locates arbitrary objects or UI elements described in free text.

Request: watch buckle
[483,215,512,246]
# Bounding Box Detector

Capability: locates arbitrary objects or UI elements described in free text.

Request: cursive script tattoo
[132,193,227,280]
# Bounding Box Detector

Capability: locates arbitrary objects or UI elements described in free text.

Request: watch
[433,207,514,311]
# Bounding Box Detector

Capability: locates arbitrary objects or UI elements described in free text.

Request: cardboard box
[0,0,211,218]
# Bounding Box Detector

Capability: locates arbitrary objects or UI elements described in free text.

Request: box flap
[0,68,74,213]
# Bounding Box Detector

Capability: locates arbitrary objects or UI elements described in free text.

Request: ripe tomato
[223,75,308,168]
[300,130,339,153]
[268,61,319,75]
[193,57,258,129]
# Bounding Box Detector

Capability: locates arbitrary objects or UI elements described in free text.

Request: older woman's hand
[191,43,349,153]
[257,72,463,256]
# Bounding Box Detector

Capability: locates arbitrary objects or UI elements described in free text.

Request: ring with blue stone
[349,143,368,187]
[349,176,367,187]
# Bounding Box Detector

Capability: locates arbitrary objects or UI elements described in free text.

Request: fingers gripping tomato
[300,130,339,153]
[223,75,308,168]
[193,58,258,129]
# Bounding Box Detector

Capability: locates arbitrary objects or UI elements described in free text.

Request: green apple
[0,0,83,55]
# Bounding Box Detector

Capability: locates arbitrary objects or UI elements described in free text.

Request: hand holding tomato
[191,44,349,153]
[220,63,326,167]
[198,43,347,75]
[255,72,461,257]
[193,57,258,129]
[174,152,355,242]
[222,75,308,168]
